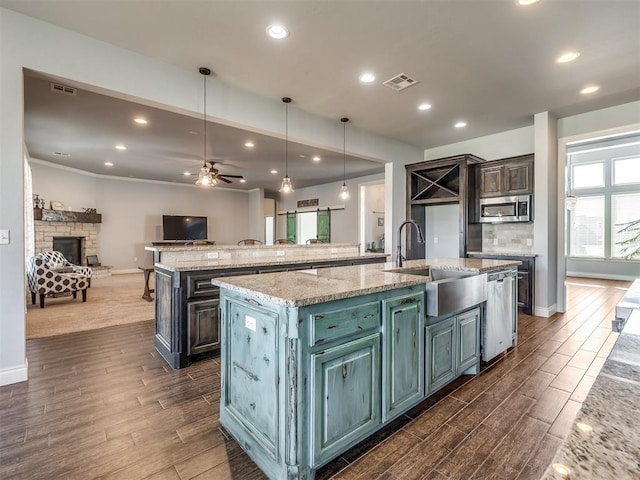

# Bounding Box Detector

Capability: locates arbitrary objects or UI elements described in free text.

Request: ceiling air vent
[383,73,419,91]
[50,83,77,96]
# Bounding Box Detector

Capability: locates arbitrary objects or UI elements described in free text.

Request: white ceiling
[7,0,640,191]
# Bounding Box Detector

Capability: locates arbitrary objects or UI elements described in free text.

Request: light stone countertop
[212,258,520,307]
[155,252,388,272]
[467,251,538,258]
[145,242,359,252]
[541,308,640,480]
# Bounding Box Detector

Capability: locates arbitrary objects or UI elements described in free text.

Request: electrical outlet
[276,250,285,257]
[493,239,499,246]
[434,237,439,244]
[207,251,219,259]
[330,248,338,254]
[0,229,9,245]
[526,238,533,246]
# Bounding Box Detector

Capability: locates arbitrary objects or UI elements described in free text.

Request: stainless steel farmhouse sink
[386,266,486,317]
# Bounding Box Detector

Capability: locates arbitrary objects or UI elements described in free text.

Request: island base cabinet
[382,293,424,421]
[426,317,457,393]
[224,299,280,457]
[311,334,381,465]
[457,308,480,373]
[187,297,220,355]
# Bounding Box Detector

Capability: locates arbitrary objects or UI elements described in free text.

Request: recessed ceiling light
[244,141,255,148]
[418,103,432,111]
[270,169,278,174]
[359,72,376,84]
[183,172,191,176]
[133,117,148,125]
[312,156,321,162]
[104,162,114,166]
[556,51,580,64]
[580,85,600,94]
[266,24,288,39]
[454,121,467,128]
[52,151,71,157]
[299,154,306,158]
[115,144,127,151]
[188,131,198,135]
[239,178,247,183]
[516,0,539,5]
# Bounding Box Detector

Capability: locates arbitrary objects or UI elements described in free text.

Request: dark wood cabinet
[467,253,535,315]
[406,154,485,258]
[477,154,534,198]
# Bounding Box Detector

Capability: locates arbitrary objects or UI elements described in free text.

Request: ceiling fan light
[195,166,213,186]
[340,183,350,200]
[280,175,294,193]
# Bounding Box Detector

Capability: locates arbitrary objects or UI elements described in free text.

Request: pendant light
[279,97,294,193]
[339,117,350,200]
[195,67,217,187]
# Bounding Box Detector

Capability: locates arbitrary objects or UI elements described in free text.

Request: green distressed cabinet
[426,307,480,394]
[426,316,456,393]
[311,333,381,464]
[382,293,424,421]
[218,285,480,479]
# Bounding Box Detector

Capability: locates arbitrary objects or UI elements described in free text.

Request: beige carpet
[26,272,154,339]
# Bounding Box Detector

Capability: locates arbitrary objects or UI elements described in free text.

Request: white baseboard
[567,272,637,281]
[111,269,142,275]
[0,360,28,386]
[534,304,557,318]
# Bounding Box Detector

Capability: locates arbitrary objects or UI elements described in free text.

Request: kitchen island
[213,258,519,479]
[148,243,388,368]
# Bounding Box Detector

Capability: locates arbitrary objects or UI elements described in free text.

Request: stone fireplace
[34,210,100,265]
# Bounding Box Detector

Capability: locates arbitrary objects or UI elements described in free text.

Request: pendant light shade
[279,97,294,193]
[339,117,350,200]
[195,67,216,187]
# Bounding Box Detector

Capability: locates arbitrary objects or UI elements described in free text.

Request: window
[567,135,640,261]
[572,162,604,189]
[612,193,640,259]
[570,196,604,257]
[613,157,640,185]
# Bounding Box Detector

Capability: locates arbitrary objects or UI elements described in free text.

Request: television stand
[151,240,215,246]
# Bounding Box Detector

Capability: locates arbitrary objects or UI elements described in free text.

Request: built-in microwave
[479,195,532,223]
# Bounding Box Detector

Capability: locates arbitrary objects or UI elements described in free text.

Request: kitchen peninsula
[213,258,520,479]
[146,243,388,368]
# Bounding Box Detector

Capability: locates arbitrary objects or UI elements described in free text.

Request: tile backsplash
[482,223,534,253]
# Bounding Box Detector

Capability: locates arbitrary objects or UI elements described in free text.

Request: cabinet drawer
[187,273,218,298]
[310,302,380,346]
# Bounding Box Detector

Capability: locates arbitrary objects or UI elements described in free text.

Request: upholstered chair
[27,256,90,308]
[38,251,93,285]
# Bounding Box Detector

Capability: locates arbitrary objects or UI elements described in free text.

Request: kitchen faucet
[396,220,425,267]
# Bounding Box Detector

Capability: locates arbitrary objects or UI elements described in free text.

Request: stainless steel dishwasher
[482,269,516,361]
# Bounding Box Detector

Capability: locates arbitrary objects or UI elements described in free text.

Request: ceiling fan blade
[218,177,233,184]
[219,174,244,179]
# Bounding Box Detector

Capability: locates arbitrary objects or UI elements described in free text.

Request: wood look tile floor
[0,277,631,480]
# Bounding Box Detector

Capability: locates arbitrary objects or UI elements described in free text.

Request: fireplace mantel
[34,209,102,223]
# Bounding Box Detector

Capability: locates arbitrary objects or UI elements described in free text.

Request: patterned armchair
[27,256,90,308]
[38,251,93,285]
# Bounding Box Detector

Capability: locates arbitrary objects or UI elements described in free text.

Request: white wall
[363,183,385,249]
[276,173,384,244]
[31,161,251,269]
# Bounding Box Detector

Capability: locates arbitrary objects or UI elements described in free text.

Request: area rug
[26,272,154,339]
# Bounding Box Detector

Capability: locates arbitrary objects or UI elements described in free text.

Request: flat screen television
[162,215,208,241]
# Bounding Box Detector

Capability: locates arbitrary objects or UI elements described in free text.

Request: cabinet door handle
[517,275,523,280]
[363,313,375,319]
[401,297,416,305]
[342,363,348,379]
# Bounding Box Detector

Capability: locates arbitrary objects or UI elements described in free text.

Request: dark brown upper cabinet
[478,154,534,198]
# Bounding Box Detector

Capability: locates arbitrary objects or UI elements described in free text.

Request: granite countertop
[146,242,359,252]
[212,258,520,307]
[466,251,538,258]
[542,307,640,480]
[155,252,388,272]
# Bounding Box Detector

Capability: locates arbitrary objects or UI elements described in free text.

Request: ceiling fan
[194,161,245,185]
